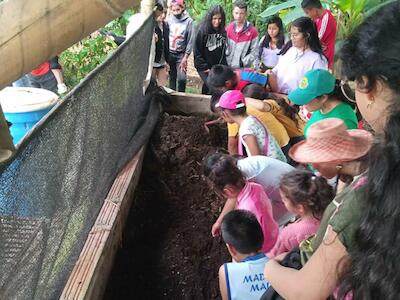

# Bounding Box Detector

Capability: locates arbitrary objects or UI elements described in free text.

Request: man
[225,0,258,69]
[166,0,194,92]
[302,0,337,70]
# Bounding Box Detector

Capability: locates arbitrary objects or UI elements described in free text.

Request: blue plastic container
[0,87,59,144]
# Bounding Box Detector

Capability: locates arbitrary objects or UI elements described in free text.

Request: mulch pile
[104,114,230,299]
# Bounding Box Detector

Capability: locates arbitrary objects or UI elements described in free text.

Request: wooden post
[0,0,141,89]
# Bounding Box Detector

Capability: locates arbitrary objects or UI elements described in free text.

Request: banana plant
[332,0,396,39]
[259,0,304,25]
[260,0,396,39]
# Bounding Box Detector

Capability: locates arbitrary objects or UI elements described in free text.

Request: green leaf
[281,7,305,25]
[259,0,302,18]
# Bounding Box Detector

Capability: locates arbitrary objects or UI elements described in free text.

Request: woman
[263,2,400,299]
[264,118,373,299]
[153,3,170,86]
[255,15,286,72]
[338,2,400,299]
[267,17,328,94]
[288,68,358,137]
[194,5,227,94]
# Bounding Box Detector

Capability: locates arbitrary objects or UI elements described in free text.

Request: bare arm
[219,265,229,300]
[228,136,238,156]
[245,97,271,112]
[264,226,347,300]
[267,70,279,93]
[242,134,261,156]
[212,197,236,236]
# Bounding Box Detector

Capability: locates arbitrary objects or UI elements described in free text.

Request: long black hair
[258,16,285,60]
[338,1,400,299]
[279,16,325,61]
[199,5,226,34]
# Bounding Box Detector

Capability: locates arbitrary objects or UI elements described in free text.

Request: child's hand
[211,221,221,237]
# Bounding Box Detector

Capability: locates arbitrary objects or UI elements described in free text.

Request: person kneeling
[219,210,271,300]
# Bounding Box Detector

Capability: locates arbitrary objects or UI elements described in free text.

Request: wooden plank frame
[60,146,145,300]
[166,92,213,116]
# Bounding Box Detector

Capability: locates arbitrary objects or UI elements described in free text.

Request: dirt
[104,114,230,300]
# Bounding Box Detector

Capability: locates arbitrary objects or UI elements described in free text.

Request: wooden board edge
[60,146,146,300]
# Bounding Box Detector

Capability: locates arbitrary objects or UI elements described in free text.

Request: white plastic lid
[0,87,59,113]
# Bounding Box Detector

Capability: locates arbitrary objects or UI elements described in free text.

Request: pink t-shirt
[268,217,320,257]
[237,182,279,252]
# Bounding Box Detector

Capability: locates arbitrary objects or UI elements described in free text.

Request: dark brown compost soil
[104,114,230,300]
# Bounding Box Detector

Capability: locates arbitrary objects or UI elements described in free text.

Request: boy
[301,0,337,70]
[219,209,271,300]
[166,0,194,92]
[226,0,258,68]
[27,56,67,94]
[207,64,268,94]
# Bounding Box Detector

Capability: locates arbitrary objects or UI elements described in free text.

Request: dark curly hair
[199,5,226,35]
[202,153,246,194]
[338,1,400,299]
[279,170,334,219]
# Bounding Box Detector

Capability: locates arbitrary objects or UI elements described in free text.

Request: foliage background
[59,0,394,89]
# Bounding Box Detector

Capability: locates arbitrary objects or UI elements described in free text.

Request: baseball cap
[170,0,184,6]
[215,90,246,110]
[288,69,336,105]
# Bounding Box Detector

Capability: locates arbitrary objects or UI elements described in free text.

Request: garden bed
[104,114,229,299]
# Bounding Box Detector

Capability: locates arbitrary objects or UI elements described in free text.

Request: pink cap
[215,90,246,110]
[170,0,184,6]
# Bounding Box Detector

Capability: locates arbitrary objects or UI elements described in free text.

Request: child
[215,90,286,161]
[268,169,334,257]
[207,64,268,94]
[219,210,271,300]
[244,94,305,145]
[203,153,278,253]
[255,15,286,72]
[166,0,194,92]
[203,152,295,226]
[153,3,170,86]
[301,0,337,70]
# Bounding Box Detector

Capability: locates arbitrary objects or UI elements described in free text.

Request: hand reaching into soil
[211,221,222,237]
[211,198,237,237]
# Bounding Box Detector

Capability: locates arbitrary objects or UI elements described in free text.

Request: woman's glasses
[339,79,356,103]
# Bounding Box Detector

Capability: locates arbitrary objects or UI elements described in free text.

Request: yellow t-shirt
[264,99,305,138]
[227,105,289,147]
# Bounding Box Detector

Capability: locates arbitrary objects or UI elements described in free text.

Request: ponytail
[268,94,302,130]
[280,170,334,220]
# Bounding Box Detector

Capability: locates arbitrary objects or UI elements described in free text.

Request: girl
[245,95,305,145]
[194,5,227,95]
[288,68,358,137]
[264,117,374,299]
[267,17,328,94]
[215,90,286,162]
[202,153,279,252]
[268,170,334,257]
[255,16,286,72]
[153,3,170,86]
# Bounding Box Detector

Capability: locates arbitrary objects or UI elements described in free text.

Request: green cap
[288,69,336,105]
